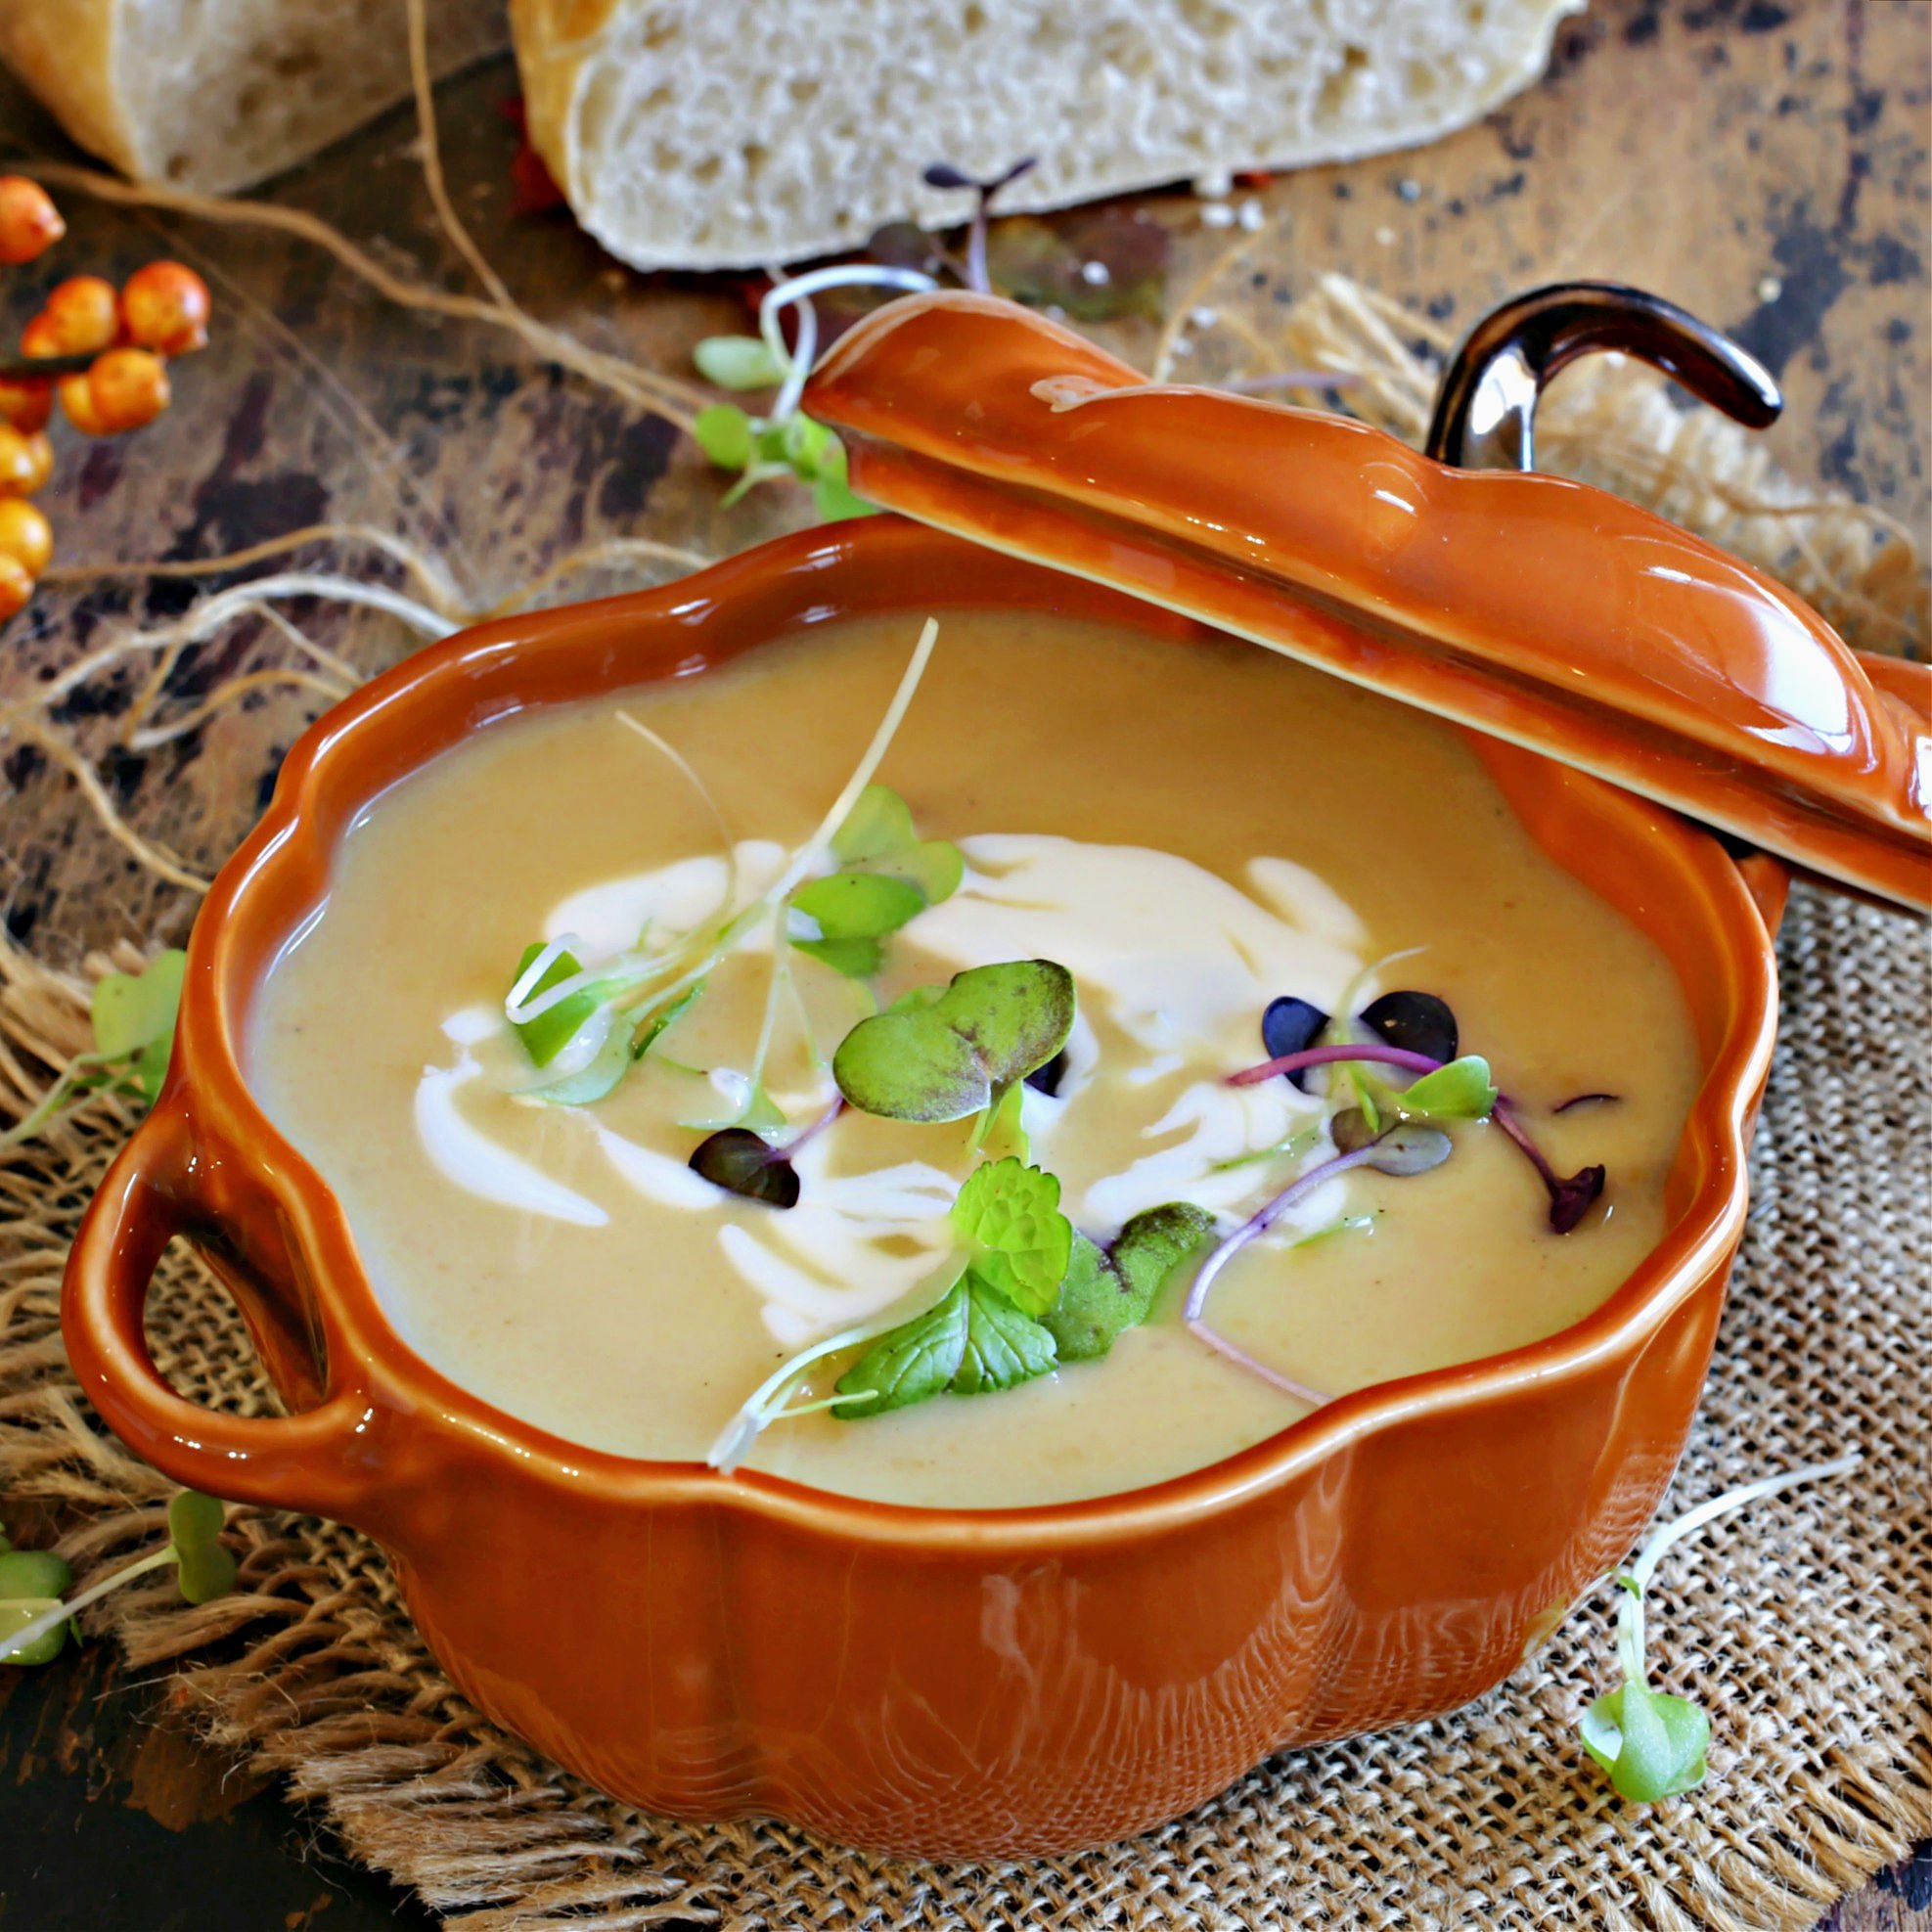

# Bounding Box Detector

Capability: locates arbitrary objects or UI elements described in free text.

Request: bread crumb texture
[512,0,1582,268]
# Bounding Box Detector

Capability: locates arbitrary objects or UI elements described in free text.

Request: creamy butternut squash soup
[248,610,1700,1508]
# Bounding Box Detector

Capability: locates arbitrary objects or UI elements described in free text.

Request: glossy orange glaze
[807,292,1929,913]
[64,519,1779,1857]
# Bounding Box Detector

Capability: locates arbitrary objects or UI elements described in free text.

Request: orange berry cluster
[0,175,212,623]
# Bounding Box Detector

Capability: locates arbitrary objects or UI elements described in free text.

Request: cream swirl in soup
[248,611,1701,1508]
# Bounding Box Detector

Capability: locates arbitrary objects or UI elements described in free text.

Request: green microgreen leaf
[91,948,186,1103]
[1045,1202,1216,1361]
[0,1597,69,1666]
[167,1489,238,1604]
[949,1156,1072,1319]
[509,943,602,1068]
[694,335,788,390]
[788,871,926,961]
[833,960,1074,1124]
[630,980,705,1060]
[1386,1055,1498,1122]
[1580,1679,1711,1805]
[974,1076,1029,1160]
[694,402,756,469]
[830,784,962,899]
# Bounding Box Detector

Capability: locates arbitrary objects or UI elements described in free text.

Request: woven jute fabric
[0,272,1927,1926]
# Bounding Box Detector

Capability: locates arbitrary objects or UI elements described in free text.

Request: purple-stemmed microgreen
[1183,1124,1452,1404]
[1579,1452,1859,1804]
[688,1097,846,1210]
[1,1491,236,1666]
[1230,1020,1607,1235]
[1491,1100,1607,1234]
[1554,1091,1623,1114]
[921,157,1039,293]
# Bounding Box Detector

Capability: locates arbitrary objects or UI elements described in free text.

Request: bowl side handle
[62,1101,378,1517]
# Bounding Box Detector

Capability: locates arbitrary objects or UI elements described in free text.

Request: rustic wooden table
[0,0,1926,1925]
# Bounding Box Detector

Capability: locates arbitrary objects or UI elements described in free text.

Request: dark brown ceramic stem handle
[1424,282,1782,472]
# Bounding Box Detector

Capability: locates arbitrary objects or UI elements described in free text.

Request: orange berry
[120,261,211,356]
[57,370,111,436]
[19,312,65,360]
[0,376,52,434]
[84,348,171,433]
[0,423,52,494]
[38,275,121,356]
[0,498,52,577]
[0,176,64,266]
[0,554,33,622]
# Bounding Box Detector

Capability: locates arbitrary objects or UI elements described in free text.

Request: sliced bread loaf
[514,0,1584,270]
[0,0,508,194]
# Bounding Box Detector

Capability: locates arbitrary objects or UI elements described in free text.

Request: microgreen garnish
[1554,1091,1623,1114]
[0,947,185,1150]
[1046,1203,1216,1362]
[1359,989,1460,1064]
[921,157,1039,292]
[1184,1124,1450,1402]
[949,1156,1072,1318]
[832,1270,1056,1417]
[1492,1100,1607,1234]
[692,262,934,518]
[630,980,704,1059]
[1579,1454,1859,1804]
[1260,995,1328,1090]
[509,941,602,1066]
[832,960,1074,1127]
[785,783,963,979]
[1234,985,1609,1235]
[687,1098,845,1210]
[1,1490,236,1667]
[688,1127,802,1208]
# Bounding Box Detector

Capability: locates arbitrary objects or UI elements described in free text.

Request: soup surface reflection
[248,611,1701,1507]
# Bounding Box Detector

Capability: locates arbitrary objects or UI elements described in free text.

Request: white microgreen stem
[1228,1041,1441,1089]
[758,265,939,425]
[1627,1454,1863,1596]
[0,1048,128,1150]
[708,1276,955,1473]
[614,706,740,917]
[599,618,938,1043]
[1223,370,1363,395]
[1,1545,179,1663]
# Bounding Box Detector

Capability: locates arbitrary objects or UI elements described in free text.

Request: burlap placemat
[0,262,1926,1927]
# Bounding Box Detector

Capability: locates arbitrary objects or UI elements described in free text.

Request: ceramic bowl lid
[805,290,1930,914]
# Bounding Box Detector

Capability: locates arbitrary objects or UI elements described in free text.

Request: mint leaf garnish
[950,1156,1072,1319]
[1045,1202,1216,1361]
[832,1269,1056,1417]
[956,1276,1058,1392]
[833,959,1074,1124]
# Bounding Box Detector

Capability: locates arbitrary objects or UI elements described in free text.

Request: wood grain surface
[0,1,1926,1926]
